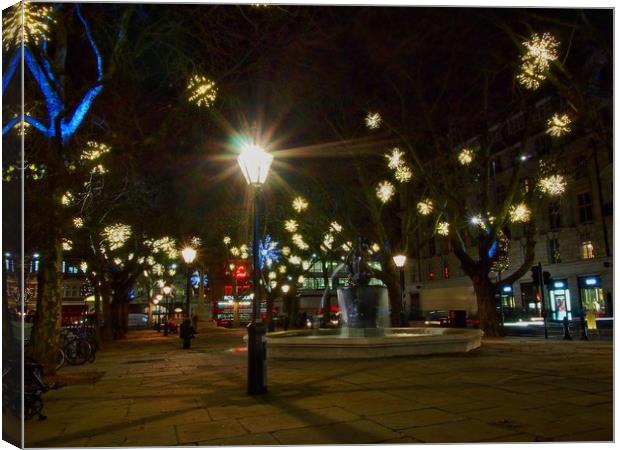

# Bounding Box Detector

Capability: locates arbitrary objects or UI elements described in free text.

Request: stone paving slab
[21,329,613,446]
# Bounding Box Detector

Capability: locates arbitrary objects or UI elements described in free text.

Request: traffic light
[531,266,541,285]
[543,271,552,286]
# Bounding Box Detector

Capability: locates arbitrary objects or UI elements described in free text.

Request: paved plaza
[23,327,613,446]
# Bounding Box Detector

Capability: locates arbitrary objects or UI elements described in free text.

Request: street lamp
[163,285,172,336]
[237,142,273,395]
[181,246,197,318]
[392,254,407,327]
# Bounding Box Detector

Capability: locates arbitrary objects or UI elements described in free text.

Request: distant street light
[237,142,273,395]
[393,254,408,327]
[181,246,197,318]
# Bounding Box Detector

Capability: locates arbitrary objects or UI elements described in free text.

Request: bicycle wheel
[64,340,86,365]
[55,349,66,371]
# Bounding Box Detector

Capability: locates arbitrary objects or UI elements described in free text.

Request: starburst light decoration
[13,115,31,136]
[509,203,532,223]
[341,241,352,252]
[329,221,343,233]
[376,181,395,203]
[230,246,240,256]
[284,219,298,232]
[81,141,111,161]
[278,265,287,274]
[289,255,302,265]
[223,236,231,245]
[3,3,55,51]
[436,222,450,236]
[298,275,305,284]
[417,199,433,215]
[282,246,291,256]
[517,33,559,90]
[61,191,74,206]
[146,237,178,259]
[146,256,156,266]
[385,148,404,170]
[102,224,132,250]
[80,261,88,273]
[292,234,309,250]
[73,217,84,228]
[537,174,567,196]
[292,196,308,212]
[91,164,107,174]
[259,235,281,269]
[152,264,164,276]
[546,114,571,137]
[113,257,122,266]
[371,243,380,253]
[322,233,334,250]
[62,239,73,251]
[458,148,474,165]
[365,112,382,129]
[187,75,217,107]
[190,236,202,247]
[395,165,413,183]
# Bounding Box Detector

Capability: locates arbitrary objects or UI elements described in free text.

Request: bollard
[247,322,267,395]
[579,309,589,341]
[562,316,572,341]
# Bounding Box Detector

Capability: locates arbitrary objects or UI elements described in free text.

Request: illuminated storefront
[578,275,606,316]
[548,279,572,321]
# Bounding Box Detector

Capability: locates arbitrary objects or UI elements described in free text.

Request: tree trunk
[101,281,113,341]
[30,222,63,374]
[385,278,402,327]
[473,275,502,337]
[93,281,102,349]
[266,292,275,332]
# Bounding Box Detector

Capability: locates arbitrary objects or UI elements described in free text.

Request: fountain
[267,238,482,359]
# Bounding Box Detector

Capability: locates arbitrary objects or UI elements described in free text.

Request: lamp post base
[247,321,267,395]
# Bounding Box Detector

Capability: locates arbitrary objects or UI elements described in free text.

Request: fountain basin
[266,327,483,360]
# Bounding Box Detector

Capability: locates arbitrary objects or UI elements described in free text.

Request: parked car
[424,310,450,327]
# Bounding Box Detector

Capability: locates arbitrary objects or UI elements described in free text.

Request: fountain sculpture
[267,238,482,359]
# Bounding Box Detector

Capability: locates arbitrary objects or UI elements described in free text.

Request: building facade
[408,101,613,324]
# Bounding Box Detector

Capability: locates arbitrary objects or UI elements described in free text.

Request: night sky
[3,4,613,252]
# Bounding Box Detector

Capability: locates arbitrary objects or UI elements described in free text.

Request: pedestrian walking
[179,318,195,349]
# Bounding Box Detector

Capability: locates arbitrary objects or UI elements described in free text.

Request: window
[548,237,561,264]
[428,238,436,257]
[577,192,593,223]
[535,135,552,155]
[67,265,79,274]
[522,178,531,194]
[580,241,595,260]
[548,201,562,229]
[575,155,588,179]
[62,284,82,298]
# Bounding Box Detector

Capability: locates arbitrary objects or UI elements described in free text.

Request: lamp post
[392,254,407,327]
[163,285,172,336]
[181,247,197,318]
[237,142,273,395]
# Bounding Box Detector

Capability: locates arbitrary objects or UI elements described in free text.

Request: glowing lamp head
[163,286,172,295]
[392,254,407,268]
[237,143,273,186]
[181,247,197,264]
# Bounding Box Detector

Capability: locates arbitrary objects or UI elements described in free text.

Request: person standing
[179,318,195,349]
